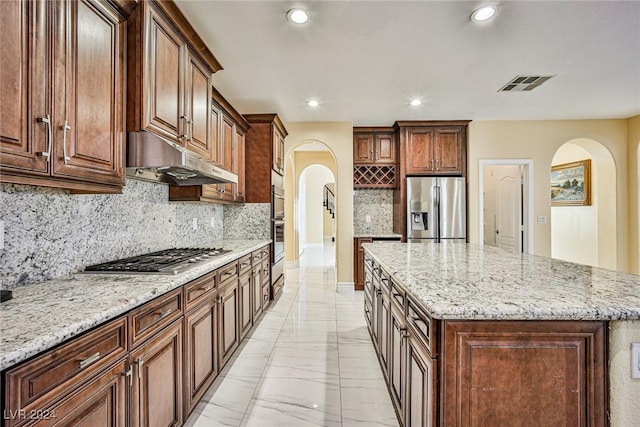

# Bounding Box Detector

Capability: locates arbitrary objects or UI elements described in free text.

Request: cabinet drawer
[262,284,271,309]
[390,280,405,312]
[218,262,239,287]
[184,271,216,312]
[364,298,372,327]
[364,254,373,272]
[379,269,391,293]
[407,297,437,356]
[261,260,270,283]
[251,250,262,265]
[4,318,127,424]
[238,254,252,274]
[260,246,269,260]
[129,288,183,348]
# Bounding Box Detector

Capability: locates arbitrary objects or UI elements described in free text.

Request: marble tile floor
[185,243,399,427]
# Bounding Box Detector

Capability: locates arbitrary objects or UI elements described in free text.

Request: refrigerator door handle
[434,185,440,242]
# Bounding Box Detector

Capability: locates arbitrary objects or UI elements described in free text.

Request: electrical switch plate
[192,218,198,230]
[632,343,640,379]
[537,215,547,224]
[366,215,371,223]
[0,220,4,250]
[211,217,216,228]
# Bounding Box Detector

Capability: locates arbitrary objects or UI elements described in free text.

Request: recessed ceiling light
[410,99,422,106]
[287,8,309,24]
[471,5,497,22]
[307,100,319,107]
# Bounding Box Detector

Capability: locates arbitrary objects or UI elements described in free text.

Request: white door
[495,165,523,253]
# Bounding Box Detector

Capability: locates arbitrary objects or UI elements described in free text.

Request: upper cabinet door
[185,51,212,159]
[354,134,374,163]
[405,127,435,175]
[0,0,49,175]
[52,0,126,186]
[433,127,464,175]
[375,133,396,163]
[209,103,223,166]
[144,6,185,144]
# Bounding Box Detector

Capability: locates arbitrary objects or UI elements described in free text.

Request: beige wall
[283,122,353,284]
[468,119,631,271]
[609,320,640,425]
[551,144,598,267]
[628,116,640,274]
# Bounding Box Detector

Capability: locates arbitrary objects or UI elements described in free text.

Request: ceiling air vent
[499,75,554,92]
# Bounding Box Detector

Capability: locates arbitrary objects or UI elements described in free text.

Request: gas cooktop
[84,248,231,275]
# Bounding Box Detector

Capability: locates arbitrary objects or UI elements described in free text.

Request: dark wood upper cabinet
[127,0,219,158]
[167,89,249,204]
[400,123,467,176]
[0,0,127,193]
[353,129,397,165]
[353,127,397,188]
[244,114,289,203]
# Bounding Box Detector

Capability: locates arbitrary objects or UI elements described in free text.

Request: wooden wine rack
[353,165,396,188]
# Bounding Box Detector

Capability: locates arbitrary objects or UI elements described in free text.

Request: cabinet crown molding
[393,120,471,129]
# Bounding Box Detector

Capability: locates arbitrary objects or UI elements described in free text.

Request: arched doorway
[298,164,335,256]
[284,140,339,274]
[550,139,617,269]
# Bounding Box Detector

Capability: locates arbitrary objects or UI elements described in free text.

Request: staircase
[323,185,335,218]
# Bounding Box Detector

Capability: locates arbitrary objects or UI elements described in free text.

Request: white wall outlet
[0,220,4,250]
[632,343,640,379]
[210,217,216,228]
[537,215,547,224]
[192,217,198,230]
[366,215,372,223]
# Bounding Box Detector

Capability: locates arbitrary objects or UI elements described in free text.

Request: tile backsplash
[353,189,395,236]
[0,179,224,289]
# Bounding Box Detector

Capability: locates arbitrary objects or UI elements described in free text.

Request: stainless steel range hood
[126,132,237,186]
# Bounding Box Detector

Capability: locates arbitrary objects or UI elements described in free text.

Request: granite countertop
[0,239,270,371]
[363,242,640,321]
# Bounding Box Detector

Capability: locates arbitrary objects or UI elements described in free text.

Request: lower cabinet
[252,266,263,321]
[183,297,217,418]
[239,271,252,340]
[404,331,436,427]
[218,278,240,369]
[366,258,608,427]
[2,245,272,427]
[130,320,183,427]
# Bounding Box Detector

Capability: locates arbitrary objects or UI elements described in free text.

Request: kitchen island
[362,242,640,427]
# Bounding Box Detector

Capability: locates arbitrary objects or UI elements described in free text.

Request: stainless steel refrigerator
[406,177,466,243]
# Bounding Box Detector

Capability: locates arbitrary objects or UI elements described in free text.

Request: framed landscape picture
[550,159,591,206]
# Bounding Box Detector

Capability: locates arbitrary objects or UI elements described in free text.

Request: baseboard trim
[337,282,354,289]
[285,260,299,268]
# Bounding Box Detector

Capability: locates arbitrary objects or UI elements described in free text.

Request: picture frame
[550,159,591,206]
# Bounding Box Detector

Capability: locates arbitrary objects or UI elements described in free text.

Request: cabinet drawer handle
[154,309,172,319]
[61,120,71,163]
[78,352,100,369]
[36,114,52,162]
[400,326,409,338]
[198,285,214,293]
[375,289,382,296]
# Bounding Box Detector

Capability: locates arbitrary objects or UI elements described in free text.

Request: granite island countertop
[363,242,640,321]
[0,239,270,371]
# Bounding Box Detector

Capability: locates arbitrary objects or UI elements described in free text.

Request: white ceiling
[175,0,640,126]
